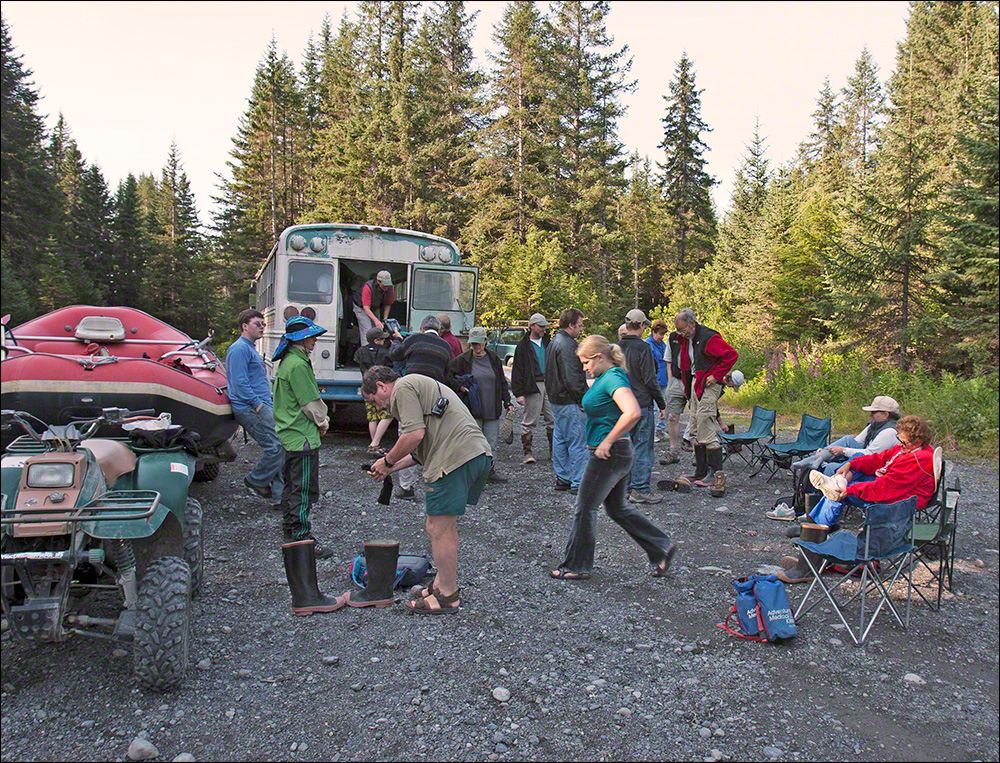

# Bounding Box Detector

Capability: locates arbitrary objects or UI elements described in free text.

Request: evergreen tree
[109,174,148,309]
[619,154,671,309]
[1,16,60,321]
[838,47,885,184]
[657,53,716,270]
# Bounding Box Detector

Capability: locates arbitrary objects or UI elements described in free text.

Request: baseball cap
[366,327,389,343]
[528,313,549,327]
[376,270,392,287]
[468,326,488,344]
[729,370,745,389]
[861,395,900,415]
[625,308,650,325]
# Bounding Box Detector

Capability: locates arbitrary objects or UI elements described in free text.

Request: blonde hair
[578,334,628,372]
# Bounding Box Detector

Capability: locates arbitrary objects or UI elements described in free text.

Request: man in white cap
[511,313,553,464]
[618,309,667,504]
[353,269,395,339]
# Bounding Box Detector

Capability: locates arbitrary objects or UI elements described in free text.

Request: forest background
[1,1,997,456]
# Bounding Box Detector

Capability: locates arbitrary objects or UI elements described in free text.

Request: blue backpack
[718,574,797,643]
[350,554,433,590]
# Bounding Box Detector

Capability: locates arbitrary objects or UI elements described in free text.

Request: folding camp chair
[898,448,960,610]
[719,405,776,472]
[751,413,831,482]
[792,497,917,646]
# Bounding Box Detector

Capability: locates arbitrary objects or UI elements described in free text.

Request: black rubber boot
[282,540,345,616]
[685,445,709,482]
[777,548,823,584]
[343,540,399,608]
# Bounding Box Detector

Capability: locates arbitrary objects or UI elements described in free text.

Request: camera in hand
[385,318,401,333]
[430,396,449,417]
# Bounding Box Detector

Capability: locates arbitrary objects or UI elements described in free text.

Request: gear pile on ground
[2,406,998,762]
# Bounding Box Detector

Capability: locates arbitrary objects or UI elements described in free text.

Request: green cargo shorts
[424,453,492,516]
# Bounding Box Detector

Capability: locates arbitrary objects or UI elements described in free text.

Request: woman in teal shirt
[551,335,677,580]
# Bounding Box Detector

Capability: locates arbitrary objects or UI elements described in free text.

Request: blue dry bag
[718,574,797,643]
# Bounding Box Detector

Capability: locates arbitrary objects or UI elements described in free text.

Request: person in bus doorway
[438,313,463,359]
[354,327,394,455]
[227,309,284,507]
[272,316,334,558]
[353,269,394,338]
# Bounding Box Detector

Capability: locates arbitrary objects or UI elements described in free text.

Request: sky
[3,1,910,225]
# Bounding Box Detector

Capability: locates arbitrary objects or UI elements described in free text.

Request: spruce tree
[657,53,716,270]
[838,47,885,185]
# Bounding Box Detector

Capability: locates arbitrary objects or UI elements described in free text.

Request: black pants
[281,446,319,541]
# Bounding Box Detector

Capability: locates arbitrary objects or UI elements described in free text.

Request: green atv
[0,407,202,692]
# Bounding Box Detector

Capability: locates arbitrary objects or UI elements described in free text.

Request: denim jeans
[234,404,285,501]
[656,386,668,433]
[628,407,655,493]
[551,402,587,489]
[476,418,501,458]
[808,472,876,525]
[558,439,673,574]
[818,435,864,476]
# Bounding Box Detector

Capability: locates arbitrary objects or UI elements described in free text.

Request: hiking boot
[554,478,571,491]
[244,475,270,499]
[394,486,416,500]
[488,469,508,484]
[659,450,680,466]
[628,490,663,505]
[680,438,693,452]
[523,453,536,465]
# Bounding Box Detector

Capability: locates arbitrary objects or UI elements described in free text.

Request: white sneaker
[766,502,797,521]
[809,470,848,501]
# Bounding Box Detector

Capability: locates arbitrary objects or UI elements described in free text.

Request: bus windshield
[411,269,476,312]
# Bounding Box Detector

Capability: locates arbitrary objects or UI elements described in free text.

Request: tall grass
[726,340,999,460]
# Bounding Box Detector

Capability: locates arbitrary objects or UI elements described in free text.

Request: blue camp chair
[792,497,917,646]
[719,405,776,472]
[751,413,831,481]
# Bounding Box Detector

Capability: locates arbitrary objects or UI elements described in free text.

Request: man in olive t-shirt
[364,366,491,615]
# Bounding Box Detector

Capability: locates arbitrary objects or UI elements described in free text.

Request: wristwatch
[383,455,395,469]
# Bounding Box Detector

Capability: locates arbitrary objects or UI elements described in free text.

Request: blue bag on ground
[350,554,433,590]
[718,574,797,643]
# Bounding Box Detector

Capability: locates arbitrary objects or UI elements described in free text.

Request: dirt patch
[2,409,997,762]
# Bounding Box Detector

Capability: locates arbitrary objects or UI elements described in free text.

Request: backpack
[717,574,797,643]
[349,553,434,590]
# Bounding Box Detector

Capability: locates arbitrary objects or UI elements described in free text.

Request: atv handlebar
[1,407,159,445]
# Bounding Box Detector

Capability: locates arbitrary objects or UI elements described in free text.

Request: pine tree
[619,154,671,309]
[838,47,885,184]
[657,53,716,270]
[1,16,60,321]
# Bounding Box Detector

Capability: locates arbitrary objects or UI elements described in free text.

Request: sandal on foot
[652,544,677,577]
[412,583,439,600]
[405,588,460,615]
[550,568,591,580]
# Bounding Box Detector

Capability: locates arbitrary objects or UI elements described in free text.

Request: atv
[0,407,202,692]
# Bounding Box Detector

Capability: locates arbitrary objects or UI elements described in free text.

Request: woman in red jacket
[779,415,935,583]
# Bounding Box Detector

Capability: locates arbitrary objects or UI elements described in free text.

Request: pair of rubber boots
[281,539,399,616]
[687,444,726,498]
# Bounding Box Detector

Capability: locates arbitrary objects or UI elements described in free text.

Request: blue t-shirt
[646,336,668,387]
[582,366,631,447]
[225,336,273,413]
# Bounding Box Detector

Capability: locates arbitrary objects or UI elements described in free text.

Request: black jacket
[353,343,392,374]
[545,329,588,405]
[510,331,549,398]
[449,349,512,415]
[619,334,666,410]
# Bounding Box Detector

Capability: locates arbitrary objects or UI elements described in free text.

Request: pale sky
[3,1,909,225]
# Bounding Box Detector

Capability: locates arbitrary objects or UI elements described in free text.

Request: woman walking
[551,335,677,580]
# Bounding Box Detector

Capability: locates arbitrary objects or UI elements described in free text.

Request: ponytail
[608,343,627,371]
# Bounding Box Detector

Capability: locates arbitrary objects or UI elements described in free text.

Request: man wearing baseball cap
[618,309,667,504]
[511,313,554,464]
[353,269,395,339]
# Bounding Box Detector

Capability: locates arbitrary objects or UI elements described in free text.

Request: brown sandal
[405,587,460,615]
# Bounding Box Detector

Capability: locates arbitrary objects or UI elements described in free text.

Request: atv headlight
[26,463,75,488]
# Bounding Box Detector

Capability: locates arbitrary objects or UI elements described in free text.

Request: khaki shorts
[664,379,687,415]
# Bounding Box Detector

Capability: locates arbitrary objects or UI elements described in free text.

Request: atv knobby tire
[193,462,220,482]
[183,497,203,597]
[133,557,191,692]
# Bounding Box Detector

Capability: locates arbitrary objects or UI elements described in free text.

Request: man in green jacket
[272,316,333,558]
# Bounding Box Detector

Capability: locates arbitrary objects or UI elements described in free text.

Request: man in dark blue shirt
[226,309,284,505]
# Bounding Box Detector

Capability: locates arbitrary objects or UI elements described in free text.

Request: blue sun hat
[272,316,327,362]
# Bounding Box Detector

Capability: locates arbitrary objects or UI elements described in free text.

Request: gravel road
[2,407,998,762]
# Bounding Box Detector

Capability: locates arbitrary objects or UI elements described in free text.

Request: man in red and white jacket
[674,308,738,494]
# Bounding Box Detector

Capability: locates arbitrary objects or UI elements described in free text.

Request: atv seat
[79,439,136,487]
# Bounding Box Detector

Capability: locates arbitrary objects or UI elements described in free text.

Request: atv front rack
[0,490,160,526]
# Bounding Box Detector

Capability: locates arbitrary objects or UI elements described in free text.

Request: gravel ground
[2,406,998,763]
